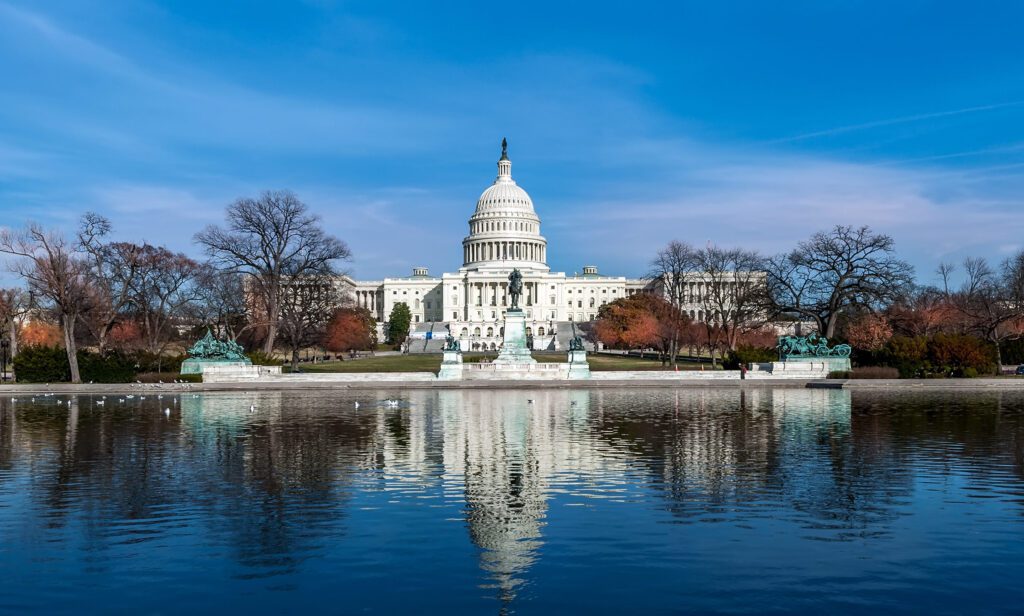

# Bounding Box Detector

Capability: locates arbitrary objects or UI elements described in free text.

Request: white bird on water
[354,401,360,409]
[164,408,170,417]
[96,400,104,406]
[249,404,255,413]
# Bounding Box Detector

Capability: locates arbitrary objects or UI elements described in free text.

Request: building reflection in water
[3,387,1024,610]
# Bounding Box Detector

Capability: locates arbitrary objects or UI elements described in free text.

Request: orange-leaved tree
[594,293,692,364]
[20,321,62,347]
[323,307,377,354]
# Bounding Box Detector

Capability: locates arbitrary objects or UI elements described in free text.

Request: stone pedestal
[493,309,537,366]
[438,349,464,380]
[567,349,591,379]
[181,358,252,375]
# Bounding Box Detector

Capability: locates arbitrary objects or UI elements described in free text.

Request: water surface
[1,388,1023,614]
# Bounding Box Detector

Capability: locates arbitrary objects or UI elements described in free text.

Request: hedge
[13,345,177,383]
[722,346,777,369]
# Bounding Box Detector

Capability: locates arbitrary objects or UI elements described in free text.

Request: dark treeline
[2,196,1022,381]
[0,190,376,382]
[592,224,1024,376]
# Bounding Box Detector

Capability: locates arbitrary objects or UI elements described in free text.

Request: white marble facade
[347,142,707,351]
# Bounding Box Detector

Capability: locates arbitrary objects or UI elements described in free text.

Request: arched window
[538,327,545,336]
[473,327,481,336]
[589,298,595,307]
[490,342,497,350]
[525,327,532,336]
[486,327,494,337]
[460,327,468,336]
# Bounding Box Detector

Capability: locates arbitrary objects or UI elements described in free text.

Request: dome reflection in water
[1,388,1023,614]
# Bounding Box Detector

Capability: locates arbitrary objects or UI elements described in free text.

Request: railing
[463,362,563,371]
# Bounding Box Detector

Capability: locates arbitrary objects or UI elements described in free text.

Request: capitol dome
[462,139,549,272]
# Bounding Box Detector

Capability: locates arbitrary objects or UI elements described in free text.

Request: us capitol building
[345,141,708,351]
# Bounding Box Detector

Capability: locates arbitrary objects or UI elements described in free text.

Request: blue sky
[2,0,1023,283]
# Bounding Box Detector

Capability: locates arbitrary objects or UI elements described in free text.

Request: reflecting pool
[1,388,1023,614]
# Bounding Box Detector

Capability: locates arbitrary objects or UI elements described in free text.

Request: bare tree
[936,262,956,295]
[689,245,768,356]
[276,274,344,372]
[649,240,696,368]
[949,254,1024,368]
[78,213,148,352]
[0,287,31,359]
[0,224,92,382]
[766,225,914,338]
[132,246,204,361]
[190,267,250,341]
[194,191,351,353]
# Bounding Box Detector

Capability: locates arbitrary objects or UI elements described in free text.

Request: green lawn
[291,352,718,373]
[291,355,442,373]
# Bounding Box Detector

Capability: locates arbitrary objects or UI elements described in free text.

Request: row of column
[466,280,541,307]
[464,240,545,264]
[683,282,742,303]
[356,290,381,317]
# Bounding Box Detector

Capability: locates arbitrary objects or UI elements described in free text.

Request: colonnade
[465,280,541,307]
[355,289,381,317]
[463,240,546,265]
[682,281,743,303]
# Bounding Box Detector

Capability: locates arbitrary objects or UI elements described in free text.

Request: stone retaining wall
[201,363,826,383]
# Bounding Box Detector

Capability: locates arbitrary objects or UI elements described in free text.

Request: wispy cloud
[1,1,1022,283]
[767,101,1024,144]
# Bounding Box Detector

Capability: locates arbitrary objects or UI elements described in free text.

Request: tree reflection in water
[1,388,1024,612]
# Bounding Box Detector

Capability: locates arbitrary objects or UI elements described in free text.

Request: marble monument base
[493,309,537,366]
[437,349,464,380]
[181,358,252,375]
[567,349,591,379]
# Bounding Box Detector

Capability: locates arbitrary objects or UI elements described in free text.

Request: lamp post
[1,338,9,382]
